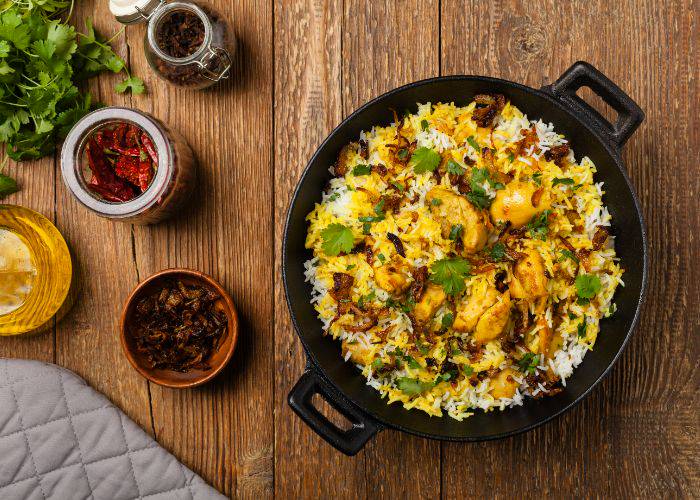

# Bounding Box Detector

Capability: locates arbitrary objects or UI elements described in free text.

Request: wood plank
[341,1,442,498]
[127,0,275,497]
[439,0,699,497]
[273,0,441,498]
[273,1,360,498]
[52,3,153,432]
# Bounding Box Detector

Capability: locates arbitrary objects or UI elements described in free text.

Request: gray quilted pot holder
[0,358,226,500]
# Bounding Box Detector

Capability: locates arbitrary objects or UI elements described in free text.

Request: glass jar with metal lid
[110,0,233,89]
[61,107,196,224]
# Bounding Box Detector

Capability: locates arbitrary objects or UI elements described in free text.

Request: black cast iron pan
[283,62,646,455]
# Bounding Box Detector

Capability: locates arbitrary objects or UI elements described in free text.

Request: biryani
[304,93,623,420]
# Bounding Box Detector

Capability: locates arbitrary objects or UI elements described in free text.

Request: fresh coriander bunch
[0,0,145,165]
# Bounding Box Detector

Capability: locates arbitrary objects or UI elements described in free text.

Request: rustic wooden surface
[1,0,698,498]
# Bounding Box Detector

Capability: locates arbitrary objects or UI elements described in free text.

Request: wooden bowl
[120,268,238,388]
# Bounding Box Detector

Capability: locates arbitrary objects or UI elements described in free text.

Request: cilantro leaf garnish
[447,159,466,175]
[558,249,579,263]
[462,365,475,377]
[466,135,480,150]
[430,257,471,295]
[465,167,502,209]
[517,353,539,375]
[352,164,371,176]
[409,147,441,174]
[532,172,543,185]
[420,119,429,131]
[489,242,506,261]
[526,210,551,240]
[441,312,454,328]
[575,274,602,300]
[320,223,354,256]
[371,358,383,369]
[552,177,575,187]
[396,377,434,396]
[507,152,515,163]
[448,224,463,240]
[577,318,588,338]
[431,198,442,206]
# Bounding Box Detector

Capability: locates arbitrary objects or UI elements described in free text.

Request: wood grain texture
[0,0,697,498]
[127,0,275,497]
[440,0,699,497]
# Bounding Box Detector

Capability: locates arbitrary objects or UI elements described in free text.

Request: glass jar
[0,205,73,336]
[110,0,233,89]
[61,107,196,224]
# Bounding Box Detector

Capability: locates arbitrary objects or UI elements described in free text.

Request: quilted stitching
[0,359,226,500]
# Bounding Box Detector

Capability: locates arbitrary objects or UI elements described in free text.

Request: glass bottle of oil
[0,205,72,335]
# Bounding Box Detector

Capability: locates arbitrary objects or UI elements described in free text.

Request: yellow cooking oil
[0,205,72,335]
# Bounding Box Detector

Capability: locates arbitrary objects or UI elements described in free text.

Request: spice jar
[61,107,196,224]
[110,0,233,89]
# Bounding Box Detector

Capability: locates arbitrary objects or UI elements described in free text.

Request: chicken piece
[509,249,548,301]
[489,181,551,229]
[473,291,511,343]
[374,257,411,295]
[535,317,553,357]
[426,187,488,254]
[341,340,374,365]
[413,283,446,325]
[490,368,519,399]
[453,285,499,332]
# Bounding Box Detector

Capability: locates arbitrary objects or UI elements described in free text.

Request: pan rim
[282,74,648,441]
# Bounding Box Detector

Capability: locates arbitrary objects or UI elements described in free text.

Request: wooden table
[1,0,697,497]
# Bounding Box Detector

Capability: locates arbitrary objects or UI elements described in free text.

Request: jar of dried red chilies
[61,107,196,224]
[110,0,233,89]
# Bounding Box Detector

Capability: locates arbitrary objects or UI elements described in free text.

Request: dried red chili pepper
[84,122,158,202]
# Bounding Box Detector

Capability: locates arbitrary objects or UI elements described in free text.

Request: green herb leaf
[371,358,384,369]
[552,177,575,187]
[409,147,441,174]
[526,210,551,241]
[358,214,384,223]
[0,173,19,198]
[466,135,480,150]
[396,377,433,396]
[507,152,515,163]
[517,353,539,375]
[465,167,502,209]
[346,264,356,271]
[446,159,466,175]
[406,356,421,369]
[489,242,506,261]
[420,119,429,131]
[577,318,588,338]
[575,274,602,299]
[352,164,371,176]
[115,76,145,95]
[373,198,385,215]
[377,253,386,263]
[532,172,543,185]
[430,257,471,295]
[431,198,442,206]
[558,249,579,263]
[462,365,474,377]
[362,222,372,235]
[392,181,404,192]
[441,312,454,328]
[320,223,354,256]
[448,224,463,240]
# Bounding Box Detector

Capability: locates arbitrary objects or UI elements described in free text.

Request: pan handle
[288,368,383,456]
[542,61,644,150]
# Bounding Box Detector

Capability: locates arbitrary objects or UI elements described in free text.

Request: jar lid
[110,0,164,24]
